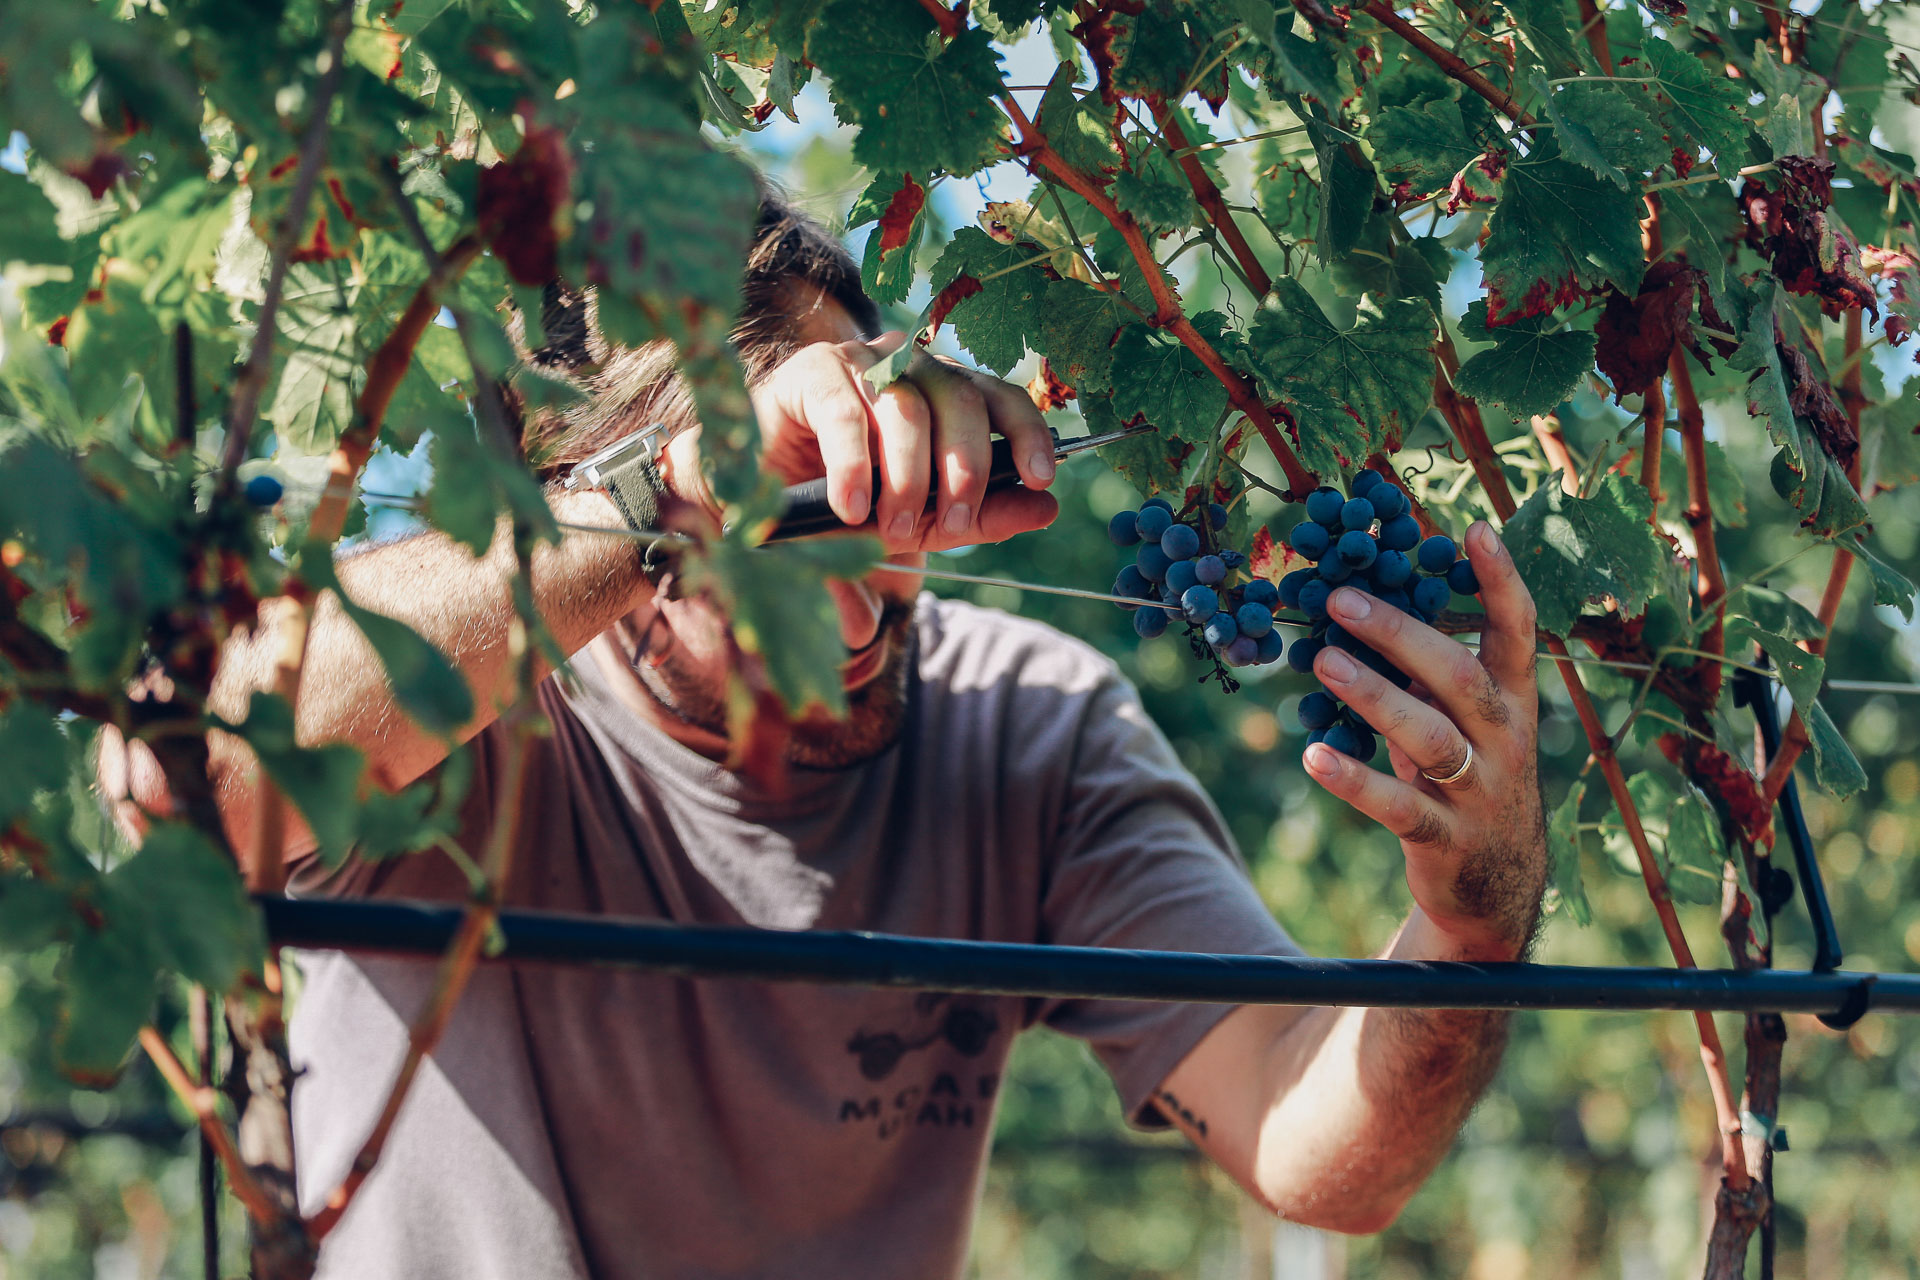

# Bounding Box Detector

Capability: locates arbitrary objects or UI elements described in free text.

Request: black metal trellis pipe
[260,897,1920,1019]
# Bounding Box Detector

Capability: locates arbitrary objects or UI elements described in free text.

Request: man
[207,193,1546,1277]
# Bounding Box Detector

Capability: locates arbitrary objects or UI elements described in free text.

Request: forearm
[1249,909,1516,1230]
[205,488,649,847]
[1161,903,1533,1234]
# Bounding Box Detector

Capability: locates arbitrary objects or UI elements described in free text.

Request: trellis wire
[259,897,1914,1020]
[350,491,1920,697]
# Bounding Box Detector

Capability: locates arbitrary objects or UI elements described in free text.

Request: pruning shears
[762,423,1154,544]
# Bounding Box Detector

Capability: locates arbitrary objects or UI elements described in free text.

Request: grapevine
[0,1,1916,1276]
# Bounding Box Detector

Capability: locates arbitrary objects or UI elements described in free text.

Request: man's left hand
[1302,520,1546,959]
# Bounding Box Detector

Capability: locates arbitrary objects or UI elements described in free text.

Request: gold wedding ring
[1421,742,1475,788]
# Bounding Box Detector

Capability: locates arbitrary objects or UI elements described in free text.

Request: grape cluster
[1107,497,1285,684]
[1279,469,1481,762]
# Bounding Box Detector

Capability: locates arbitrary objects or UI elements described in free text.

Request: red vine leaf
[1248,524,1280,580]
[877,175,925,254]
[926,274,984,336]
[1660,738,1769,845]
[1739,157,1878,321]
[1595,262,1707,402]
[1776,340,1858,476]
[1072,7,1127,104]
[65,153,132,200]
[1025,358,1074,411]
[477,120,576,286]
[1864,245,1919,348]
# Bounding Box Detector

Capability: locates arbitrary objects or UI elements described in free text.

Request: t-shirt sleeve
[1038,672,1301,1130]
[285,678,565,903]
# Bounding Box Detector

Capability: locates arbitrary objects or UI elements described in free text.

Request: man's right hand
[661,332,1061,554]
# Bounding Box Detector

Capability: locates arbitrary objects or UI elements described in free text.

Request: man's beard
[633,602,918,770]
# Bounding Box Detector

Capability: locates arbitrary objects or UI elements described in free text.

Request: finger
[871,380,933,544]
[912,485,1058,553]
[1302,741,1454,852]
[1313,644,1476,788]
[1463,520,1539,701]
[910,359,993,538]
[960,367,1056,490]
[1324,586,1509,744]
[758,345,876,526]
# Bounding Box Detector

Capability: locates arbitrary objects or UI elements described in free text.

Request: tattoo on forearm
[1158,1088,1209,1139]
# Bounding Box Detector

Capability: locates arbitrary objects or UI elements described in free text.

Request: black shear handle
[760,437,1026,544]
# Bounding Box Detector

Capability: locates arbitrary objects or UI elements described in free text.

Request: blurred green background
[5,36,1920,1280]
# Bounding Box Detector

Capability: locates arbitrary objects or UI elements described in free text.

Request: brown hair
[515,183,881,481]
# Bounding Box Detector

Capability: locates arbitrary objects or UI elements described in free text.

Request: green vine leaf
[1482,151,1644,324]
[1545,779,1592,925]
[1804,700,1867,798]
[1539,80,1667,190]
[929,226,1050,375]
[1501,471,1669,637]
[1109,322,1232,442]
[1637,38,1752,171]
[1370,98,1483,197]
[1454,303,1597,420]
[1250,277,1434,460]
[812,0,1007,178]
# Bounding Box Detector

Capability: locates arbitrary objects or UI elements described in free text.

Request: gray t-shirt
[289,597,1298,1279]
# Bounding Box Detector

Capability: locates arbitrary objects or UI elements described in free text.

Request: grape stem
[1151,101,1273,298]
[998,94,1316,498]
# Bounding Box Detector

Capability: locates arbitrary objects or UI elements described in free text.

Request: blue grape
[1378,514,1421,552]
[1219,549,1248,569]
[1367,484,1406,520]
[1194,554,1226,585]
[1255,631,1285,664]
[1161,522,1201,560]
[1141,496,1174,514]
[1323,622,1352,651]
[1336,529,1378,570]
[1413,576,1451,618]
[1323,722,1377,761]
[1351,468,1383,496]
[1181,584,1219,623]
[1304,486,1345,526]
[1108,510,1141,546]
[1306,727,1329,747]
[1297,580,1332,618]
[1298,690,1341,730]
[1225,635,1259,666]
[1137,543,1172,581]
[1116,564,1151,597]
[1137,504,1174,541]
[244,474,284,507]
[1160,584,1183,606]
[1245,578,1282,608]
[1204,611,1239,647]
[1377,587,1413,614]
[1207,502,1228,530]
[1322,722,1362,757]
[1340,498,1375,531]
[1290,521,1331,559]
[1277,569,1311,609]
[1317,556,1352,583]
[1287,635,1325,673]
[1166,559,1200,595]
[1373,548,1412,588]
[1235,602,1274,638]
[1134,607,1169,638]
[1417,534,1457,575]
[1447,558,1480,595]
